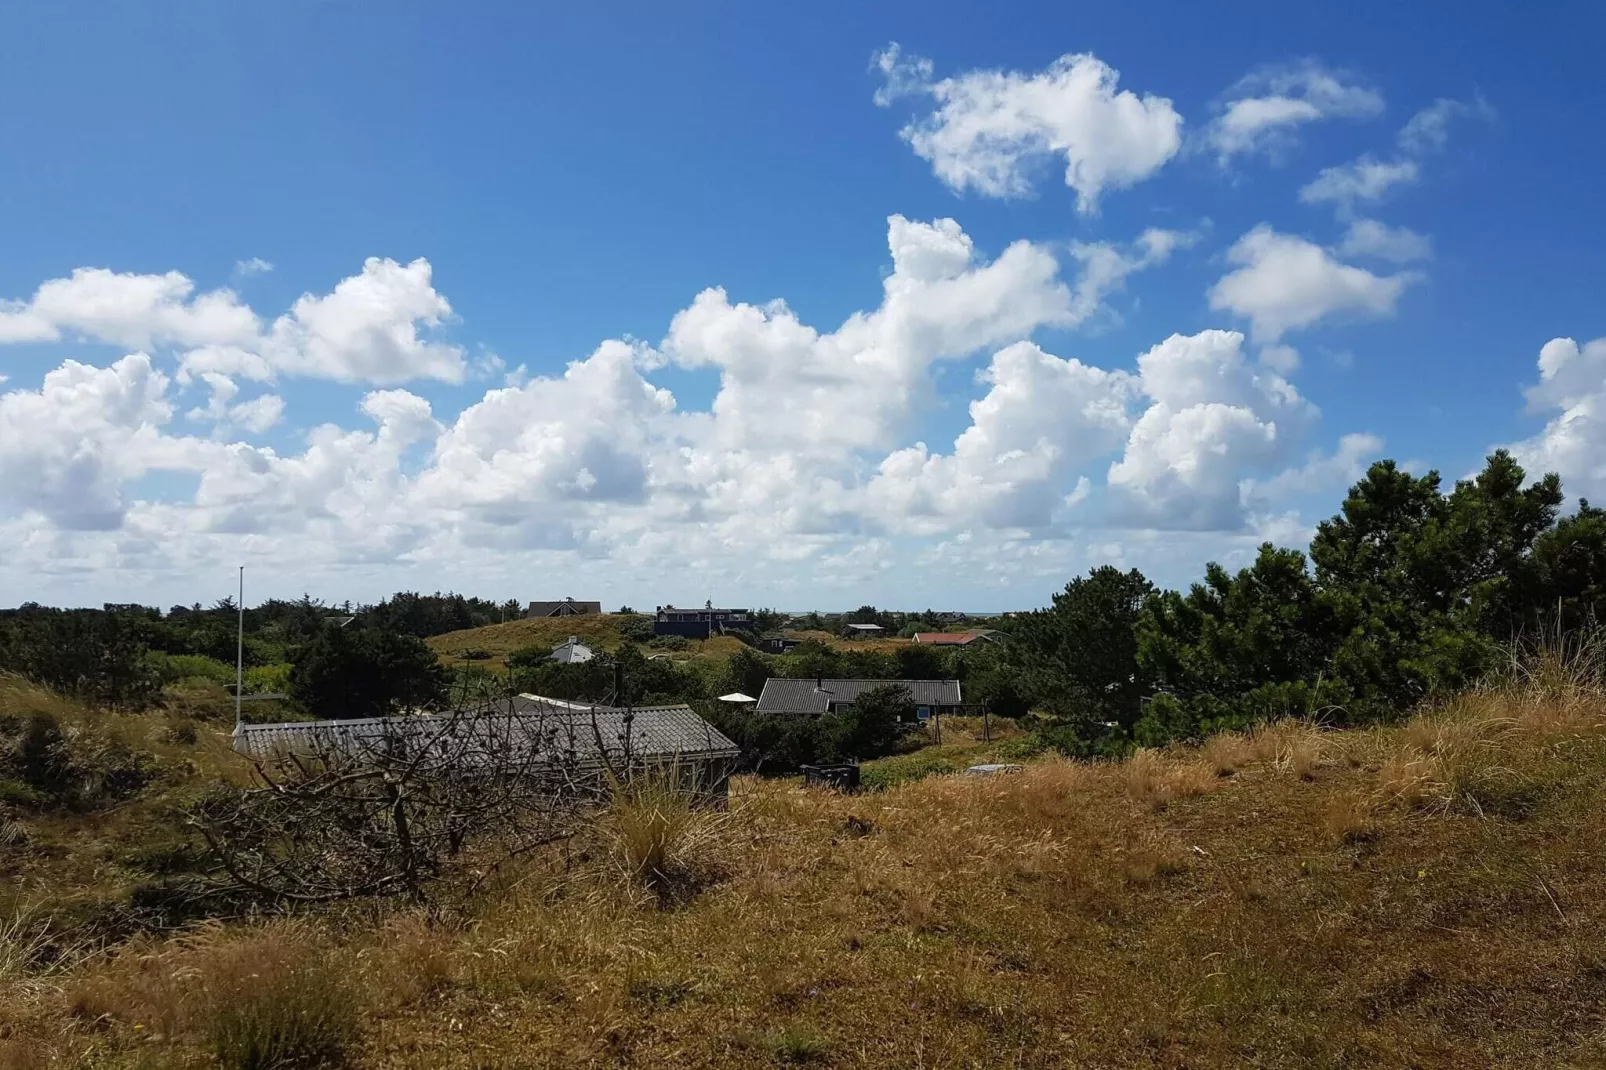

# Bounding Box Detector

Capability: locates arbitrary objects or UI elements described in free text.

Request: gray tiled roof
[233,697,738,768]
[754,679,962,715]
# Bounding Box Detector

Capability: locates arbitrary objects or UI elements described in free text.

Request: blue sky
[1,1,1602,611]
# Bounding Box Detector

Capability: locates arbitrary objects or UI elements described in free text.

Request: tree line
[1004,451,1606,752]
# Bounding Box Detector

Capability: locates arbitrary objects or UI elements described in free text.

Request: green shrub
[648,634,690,651]
[150,653,236,686]
[859,749,963,791]
[244,663,292,695]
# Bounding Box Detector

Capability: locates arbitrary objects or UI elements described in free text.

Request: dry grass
[1250,718,1326,779]
[6,670,1606,1068]
[1200,731,1252,776]
[598,771,730,905]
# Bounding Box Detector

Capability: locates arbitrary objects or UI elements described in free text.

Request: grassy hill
[4,666,1605,1068]
[426,614,749,674]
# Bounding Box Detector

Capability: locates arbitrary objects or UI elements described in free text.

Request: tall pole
[235,565,245,729]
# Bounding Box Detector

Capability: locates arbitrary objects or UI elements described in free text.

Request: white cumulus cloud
[1107,329,1317,530]
[1208,225,1418,342]
[0,258,465,386]
[1505,336,1606,500]
[872,43,1183,212]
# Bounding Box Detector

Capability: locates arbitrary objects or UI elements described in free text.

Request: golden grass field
[4,668,1606,1068]
[426,616,749,674]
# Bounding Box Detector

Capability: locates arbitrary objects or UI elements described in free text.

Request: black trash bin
[800,763,861,792]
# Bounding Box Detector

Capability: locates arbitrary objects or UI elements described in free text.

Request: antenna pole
[235,565,245,729]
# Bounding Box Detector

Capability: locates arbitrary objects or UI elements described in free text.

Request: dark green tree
[1136,545,1344,742]
[288,625,447,720]
[1525,500,1606,631]
[824,684,914,760]
[1008,566,1155,732]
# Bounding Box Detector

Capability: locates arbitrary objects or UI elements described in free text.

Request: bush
[245,663,292,694]
[859,749,965,791]
[619,616,656,643]
[822,684,915,762]
[648,634,690,651]
[0,711,154,812]
[289,625,446,720]
[150,653,235,687]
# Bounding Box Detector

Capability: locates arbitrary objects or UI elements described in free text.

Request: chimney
[569,635,578,646]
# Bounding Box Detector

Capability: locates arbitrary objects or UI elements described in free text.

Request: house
[654,601,752,638]
[757,635,803,654]
[755,678,964,720]
[911,630,1001,647]
[232,696,741,800]
[550,636,595,663]
[844,623,885,638]
[526,598,602,618]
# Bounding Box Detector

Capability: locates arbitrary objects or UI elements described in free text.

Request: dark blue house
[655,602,752,638]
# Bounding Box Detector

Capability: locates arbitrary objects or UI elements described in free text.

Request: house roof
[845,623,885,631]
[527,599,601,617]
[912,631,999,645]
[755,678,962,715]
[232,697,738,768]
[550,636,594,663]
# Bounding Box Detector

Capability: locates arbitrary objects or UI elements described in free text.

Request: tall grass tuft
[602,767,726,905]
[199,927,358,1070]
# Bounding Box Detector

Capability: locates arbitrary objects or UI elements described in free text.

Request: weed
[762,1024,828,1063]
[204,942,357,1070]
[602,769,726,904]
[1201,732,1251,777]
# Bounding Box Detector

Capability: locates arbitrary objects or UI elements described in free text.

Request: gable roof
[755,678,962,716]
[912,630,1001,645]
[233,697,738,768]
[527,599,602,617]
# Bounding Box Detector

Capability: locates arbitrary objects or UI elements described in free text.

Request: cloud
[1251,431,1385,500]
[0,215,1367,604]
[1067,227,1198,324]
[0,258,464,386]
[1398,96,1495,154]
[256,257,464,384]
[1505,336,1606,500]
[234,257,275,279]
[663,214,1076,458]
[0,354,192,530]
[1299,156,1419,213]
[1337,219,1432,263]
[1206,61,1383,162]
[871,43,1182,212]
[868,341,1137,531]
[1208,225,1418,341]
[186,373,285,434]
[1107,329,1318,530]
[0,268,260,349]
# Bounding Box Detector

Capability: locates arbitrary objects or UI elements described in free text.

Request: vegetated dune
[425,615,749,673]
[4,673,1606,1068]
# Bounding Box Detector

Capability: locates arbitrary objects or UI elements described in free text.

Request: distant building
[232,696,741,801]
[844,623,885,637]
[526,598,602,618]
[912,631,1001,647]
[655,602,752,638]
[550,636,595,663]
[757,635,803,654]
[755,678,964,720]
